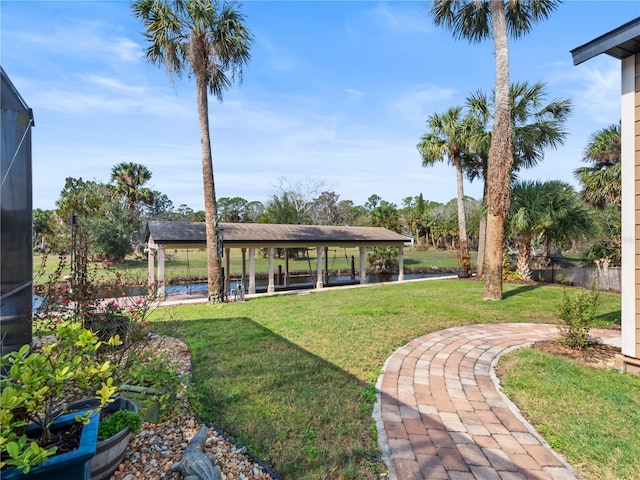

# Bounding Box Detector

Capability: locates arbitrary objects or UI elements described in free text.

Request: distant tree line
[33,117,621,273]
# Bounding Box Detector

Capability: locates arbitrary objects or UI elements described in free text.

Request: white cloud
[251,31,299,73]
[391,85,458,123]
[108,37,144,63]
[345,88,365,101]
[84,75,146,95]
[363,4,430,34]
[554,58,621,124]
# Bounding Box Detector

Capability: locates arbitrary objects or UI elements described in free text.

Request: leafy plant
[556,288,600,349]
[97,410,143,441]
[125,350,182,388]
[366,247,398,273]
[121,350,184,421]
[0,322,118,473]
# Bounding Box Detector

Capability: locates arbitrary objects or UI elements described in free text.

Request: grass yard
[33,248,471,285]
[150,280,622,479]
[497,349,640,480]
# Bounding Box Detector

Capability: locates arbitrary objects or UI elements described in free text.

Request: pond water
[162,272,450,295]
[33,272,451,308]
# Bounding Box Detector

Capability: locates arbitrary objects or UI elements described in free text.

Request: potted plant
[64,397,142,480]
[118,350,183,423]
[0,322,118,479]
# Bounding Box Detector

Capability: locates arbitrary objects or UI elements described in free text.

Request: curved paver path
[376,323,620,480]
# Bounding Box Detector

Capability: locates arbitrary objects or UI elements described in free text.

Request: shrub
[97,410,143,441]
[0,323,117,473]
[367,247,398,273]
[556,289,599,349]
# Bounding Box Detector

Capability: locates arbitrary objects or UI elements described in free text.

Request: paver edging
[374,345,402,480]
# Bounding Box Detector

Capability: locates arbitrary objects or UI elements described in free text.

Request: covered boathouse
[144,221,408,298]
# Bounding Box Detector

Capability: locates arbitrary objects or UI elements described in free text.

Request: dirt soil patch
[532,339,621,370]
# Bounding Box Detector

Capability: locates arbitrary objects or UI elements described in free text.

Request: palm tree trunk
[483,0,513,301]
[454,156,468,244]
[454,156,470,270]
[196,74,223,303]
[476,178,489,277]
[517,234,532,281]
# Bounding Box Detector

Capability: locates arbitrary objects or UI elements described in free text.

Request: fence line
[531,267,621,292]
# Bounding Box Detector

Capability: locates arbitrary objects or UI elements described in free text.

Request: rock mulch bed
[30,332,277,479]
[109,334,277,480]
[105,336,277,480]
[113,405,275,479]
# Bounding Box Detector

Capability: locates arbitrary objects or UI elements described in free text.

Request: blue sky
[2,1,639,211]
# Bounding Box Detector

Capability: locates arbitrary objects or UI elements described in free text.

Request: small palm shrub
[556,289,599,349]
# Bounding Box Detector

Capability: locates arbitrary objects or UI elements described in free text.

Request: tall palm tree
[418,106,478,269]
[132,0,252,302]
[429,0,559,300]
[574,123,621,209]
[466,81,571,275]
[109,162,155,228]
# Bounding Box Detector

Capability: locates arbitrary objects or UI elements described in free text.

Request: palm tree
[132,0,252,302]
[429,0,559,300]
[466,81,571,275]
[508,180,593,280]
[109,162,155,228]
[538,181,593,258]
[418,106,478,270]
[574,123,621,209]
[370,200,400,232]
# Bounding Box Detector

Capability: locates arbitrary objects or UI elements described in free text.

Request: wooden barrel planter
[66,397,138,480]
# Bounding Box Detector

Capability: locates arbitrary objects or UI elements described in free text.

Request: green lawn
[150,280,622,479]
[498,349,640,480]
[34,248,471,286]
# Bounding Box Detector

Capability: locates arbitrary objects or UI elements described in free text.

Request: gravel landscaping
[110,334,278,480]
[32,333,278,480]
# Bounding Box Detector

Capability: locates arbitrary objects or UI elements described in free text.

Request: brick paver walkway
[377,323,620,480]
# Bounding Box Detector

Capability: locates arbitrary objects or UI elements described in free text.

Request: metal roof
[571,17,640,65]
[145,221,408,249]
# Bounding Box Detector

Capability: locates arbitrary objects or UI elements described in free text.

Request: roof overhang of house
[571,17,640,65]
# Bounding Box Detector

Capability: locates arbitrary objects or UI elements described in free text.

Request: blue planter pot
[2,409,99,480]
[64,397,138,480]
[62,398,138,480]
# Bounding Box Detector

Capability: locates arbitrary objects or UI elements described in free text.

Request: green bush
[0,322,118,473]
[367,247,398,273]
[97,410,143,441]
[556,289,599,349]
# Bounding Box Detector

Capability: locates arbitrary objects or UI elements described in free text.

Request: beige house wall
[633,54,640,358]
[618,54,640,373]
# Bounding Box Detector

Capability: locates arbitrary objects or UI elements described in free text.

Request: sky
[2,0,639,212]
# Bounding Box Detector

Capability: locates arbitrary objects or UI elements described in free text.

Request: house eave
[571,17,640,65]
